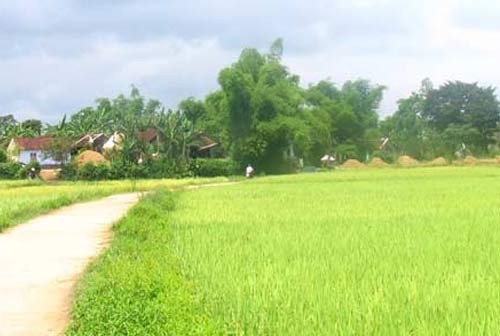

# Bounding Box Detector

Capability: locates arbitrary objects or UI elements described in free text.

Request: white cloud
[0,36,235,122]
[1,0,500,122]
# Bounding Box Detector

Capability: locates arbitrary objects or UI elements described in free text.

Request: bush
[372,150,396,164]
[108,159,150,180]
[0,150,7,163]
[189,159,238,177]
[17,161,41,179]
[78,163,110,181]
[147,158,187,179]
[59,162,79,181]
[0,162,23,179]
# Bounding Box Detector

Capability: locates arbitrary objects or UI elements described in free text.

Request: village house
[190,133,219,158]
[7,136,68,168]
[73,133,109,153]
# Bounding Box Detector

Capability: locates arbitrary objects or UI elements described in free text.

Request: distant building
[190,133,219,158]
[7,136,68,168]
[73,133,109,153]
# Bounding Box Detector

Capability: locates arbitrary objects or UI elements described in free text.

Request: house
[73,133,109,153]
[101,130,160,158]
[7,136,68,168]
[189,133,219,158]
[102,132,125,155]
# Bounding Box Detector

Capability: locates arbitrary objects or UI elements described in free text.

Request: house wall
[18,150,66,167]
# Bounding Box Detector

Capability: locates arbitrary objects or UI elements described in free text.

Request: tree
[179,98,206,129]
[0,115,18,145]
[380,79,430,159]
[21,119,43,136]
[43,137,73,165]
[422,81,500,153]
[305,79,385,161]
[269,38,284,61]
[216,42,310,173]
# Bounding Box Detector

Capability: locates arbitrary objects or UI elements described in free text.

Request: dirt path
[0,193,141,336]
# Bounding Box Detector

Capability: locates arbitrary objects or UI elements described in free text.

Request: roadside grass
[67,167,500,335]
[66,190,222,335]
[0,177,230,233]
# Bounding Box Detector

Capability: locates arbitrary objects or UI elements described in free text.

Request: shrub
[189,159,238,177]
[78,163,110,181]
[0,150,7,163]
[18,161,41,179]
[372,150,396,164]
[147,158,187,179]
[59,162,79,181]
[108,159,150,180]
[0,162,23,179]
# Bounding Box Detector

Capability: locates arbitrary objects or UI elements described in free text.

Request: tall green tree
[179,98,206,129]
[380,79,431,159]
[422,81,500,153]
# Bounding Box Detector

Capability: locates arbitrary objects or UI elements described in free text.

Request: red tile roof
[13,136,54,150]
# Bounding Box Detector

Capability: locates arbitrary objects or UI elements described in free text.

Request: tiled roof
[13,136,53,150]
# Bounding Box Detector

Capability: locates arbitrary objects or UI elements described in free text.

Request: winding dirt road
[0,193,141,336]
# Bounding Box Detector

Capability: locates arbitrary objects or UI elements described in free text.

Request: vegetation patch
[66,190,222,335]
[166,167,500,334]
[0,177,229,232]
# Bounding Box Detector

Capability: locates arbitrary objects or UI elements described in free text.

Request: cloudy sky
[1,0,500,123]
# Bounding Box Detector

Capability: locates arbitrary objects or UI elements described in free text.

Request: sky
[1,0,500,123]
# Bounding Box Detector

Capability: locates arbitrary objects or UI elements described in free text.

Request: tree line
[1,39,500,175]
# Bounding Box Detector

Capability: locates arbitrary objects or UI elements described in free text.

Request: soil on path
[0,193,141,336]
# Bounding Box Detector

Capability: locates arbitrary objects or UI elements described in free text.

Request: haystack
[397,155,418,167]
[428,157,448,166]
[40,169,60,181]
[341,159,366,169]
[76,150,108,166]
[478,158,498,165]
[368,157,390,168]
[463,155,477,165]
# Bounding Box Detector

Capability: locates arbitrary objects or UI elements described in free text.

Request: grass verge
[65,190,222,335]
[0,177,230,233]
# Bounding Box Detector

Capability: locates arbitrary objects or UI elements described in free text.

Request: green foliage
[381,79,500,159]
[20,119,43,136]
[59,162,78,181]
[18,161,41,179]
[179,97,206,128]
[66,191,223,335]
[0,162,23,179]
[189,159,238,177]
[0,149,7,163]
[77,163,110,181]
[0,177,230,232]
[42,137,72,164]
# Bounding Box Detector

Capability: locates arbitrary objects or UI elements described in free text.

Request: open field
[66,167,500,335]
[0,177,229,233]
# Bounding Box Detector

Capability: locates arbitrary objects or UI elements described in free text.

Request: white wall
[18,150,67,166]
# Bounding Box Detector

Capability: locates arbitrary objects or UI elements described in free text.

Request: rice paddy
[67,167,500,335]
[0,177,229,232]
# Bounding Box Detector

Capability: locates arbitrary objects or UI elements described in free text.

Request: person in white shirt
[245,165,254,178]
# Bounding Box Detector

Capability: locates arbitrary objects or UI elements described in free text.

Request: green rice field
[0,177,228,232]
[67,167,500,335]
